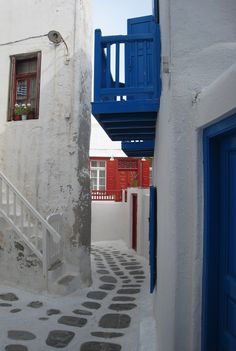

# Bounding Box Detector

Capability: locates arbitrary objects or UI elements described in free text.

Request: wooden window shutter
[8,56,16,121]
[141,160,150,187]
[35,51,41,118]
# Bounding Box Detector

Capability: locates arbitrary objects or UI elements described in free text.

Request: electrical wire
[0,34,48,47]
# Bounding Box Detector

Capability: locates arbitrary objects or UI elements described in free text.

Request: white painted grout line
[138,317,157,351]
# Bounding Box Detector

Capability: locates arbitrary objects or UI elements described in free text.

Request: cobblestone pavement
[0,241,154,350]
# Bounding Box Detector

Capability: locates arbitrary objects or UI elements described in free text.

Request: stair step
[52,273,81,295]
[48,262,81,296]
[57,274,77,285]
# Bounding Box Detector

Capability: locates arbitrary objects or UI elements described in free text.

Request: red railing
[91,190,123,202]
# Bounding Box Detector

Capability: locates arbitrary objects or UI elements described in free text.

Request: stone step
[48,263,81,295]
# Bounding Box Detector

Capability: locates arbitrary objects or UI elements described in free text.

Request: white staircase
[0,172,64,288]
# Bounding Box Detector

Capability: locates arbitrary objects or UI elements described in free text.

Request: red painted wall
[90,157,150,192]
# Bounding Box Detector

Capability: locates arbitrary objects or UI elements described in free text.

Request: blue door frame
[149,186,157,293]
[202,112,236,351]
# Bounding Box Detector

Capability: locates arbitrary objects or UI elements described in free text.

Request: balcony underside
[92,99,158,141]
[121,140,155,157]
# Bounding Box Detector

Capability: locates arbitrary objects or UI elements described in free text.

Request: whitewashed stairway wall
[0,171,63,289]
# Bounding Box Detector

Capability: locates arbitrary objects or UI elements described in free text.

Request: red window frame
[8,52,41,121]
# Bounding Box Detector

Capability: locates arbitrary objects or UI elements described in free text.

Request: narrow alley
[0,241,155,351]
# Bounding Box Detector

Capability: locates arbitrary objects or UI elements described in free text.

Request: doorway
[131,194,138,251]
[203,113,236,351]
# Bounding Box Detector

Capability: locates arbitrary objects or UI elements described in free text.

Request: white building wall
[0,0,92,285]
[154,0,236,350]
[139,192,150,260]
[91,201,129,244]
[91,188,150,260]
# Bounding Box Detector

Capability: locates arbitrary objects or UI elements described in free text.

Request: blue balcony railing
[92,15,161,144]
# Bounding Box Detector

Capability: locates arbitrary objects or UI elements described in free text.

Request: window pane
[16,59,37,74]
[16,80,27,99]
[28,59,37,73]
[91,170,97,178]
[91,161,98,167]
[99,185,105,190]
[99,170,105,178]
[91,179,97,190]
[29,78,36,108]
[99,178,105,186]
[99,161,105,167]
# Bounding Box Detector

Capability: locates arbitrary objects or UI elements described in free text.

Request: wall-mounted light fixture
[48,30,62,44]
[48,30,70,64]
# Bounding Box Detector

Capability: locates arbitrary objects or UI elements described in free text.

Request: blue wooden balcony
[121,140,155,157]
[92,15,161,143]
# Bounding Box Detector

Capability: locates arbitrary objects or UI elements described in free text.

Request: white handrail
[0,172,63,280]
[0,172,60,242]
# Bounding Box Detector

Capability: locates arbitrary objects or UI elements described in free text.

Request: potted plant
[21,104,28,120]
[26,103,34,119]
[14,104,23,121]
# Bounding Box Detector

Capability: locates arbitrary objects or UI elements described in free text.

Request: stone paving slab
[0,241,153,350]
[80,341,121,351]
[99,313,131,329]
[8,330,36,340]
[5,345,28,351]
[46,330,75,348]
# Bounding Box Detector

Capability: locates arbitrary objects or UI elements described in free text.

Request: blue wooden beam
[92,100,159,114]
[99,115,157,123]
[100,33,154,44]
[122,140,155,157]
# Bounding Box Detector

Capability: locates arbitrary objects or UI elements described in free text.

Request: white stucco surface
[91,201,129,244]
[0,0,92,287]
[91,188,150,261]
[154,0,236,350]
[196,62,236,128]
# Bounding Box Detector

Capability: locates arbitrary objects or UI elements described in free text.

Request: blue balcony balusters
[92,15,161,144]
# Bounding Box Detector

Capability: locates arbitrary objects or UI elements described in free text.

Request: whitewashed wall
[91,201,129,244]
[154,0,236,350]
[91,188,150,262]
[0,0,92,285]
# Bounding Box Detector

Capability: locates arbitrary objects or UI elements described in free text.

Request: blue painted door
[126,16,159,100]
[218,134,236,350]
[149,186,157,293]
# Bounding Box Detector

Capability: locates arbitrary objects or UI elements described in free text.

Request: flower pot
[14,115,22,121]
[28,112,34,119]
[22,114,27,120]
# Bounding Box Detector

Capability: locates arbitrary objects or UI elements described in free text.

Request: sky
[90,0,152,157]
[93,0,152,35]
